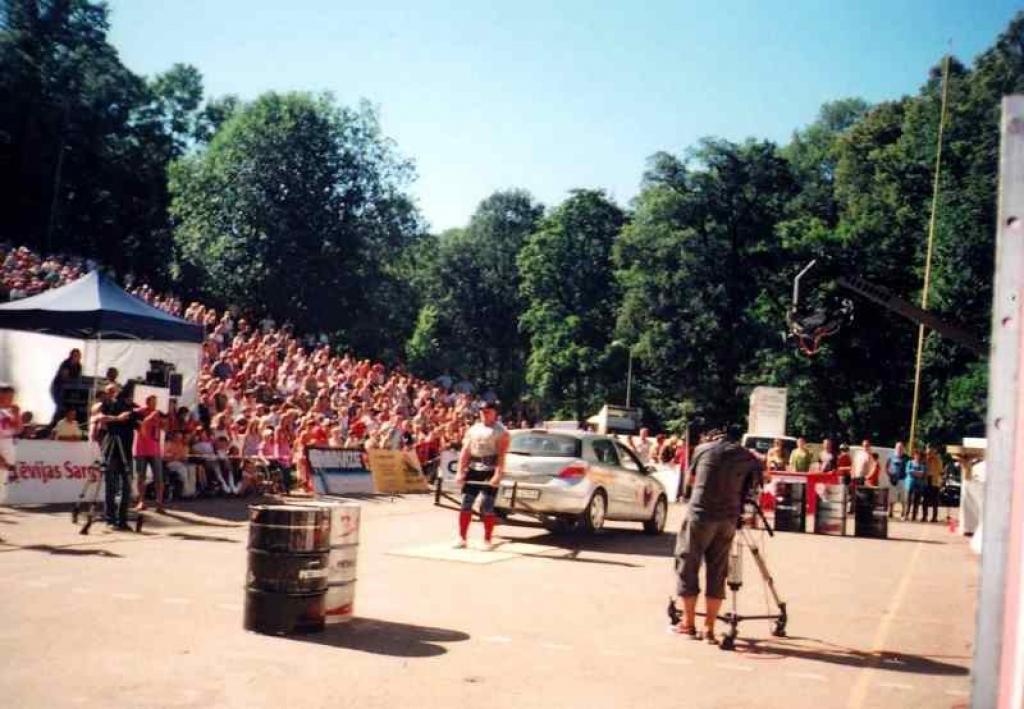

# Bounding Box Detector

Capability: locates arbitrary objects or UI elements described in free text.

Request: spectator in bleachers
[52,407,84,441]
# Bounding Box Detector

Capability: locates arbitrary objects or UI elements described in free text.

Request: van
[742,433,797,461]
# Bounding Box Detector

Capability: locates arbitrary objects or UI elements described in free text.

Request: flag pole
[908,52,951,453]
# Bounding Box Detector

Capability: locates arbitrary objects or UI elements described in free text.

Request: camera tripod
[71,436,143,535]
[667,500,788,651]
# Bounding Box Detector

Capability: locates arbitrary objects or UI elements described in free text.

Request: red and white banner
[1,440,103,505]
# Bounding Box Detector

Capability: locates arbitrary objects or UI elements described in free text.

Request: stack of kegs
[854,487,889,539]
[773,481,807,533]
[813,484,847,536]
[292,499,361,624]
[244,504,331,635]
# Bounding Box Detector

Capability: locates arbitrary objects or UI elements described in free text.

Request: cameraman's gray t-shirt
[687,440,761,522]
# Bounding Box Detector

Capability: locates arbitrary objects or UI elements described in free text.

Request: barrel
[248,504,331,553]
[854,487,889,539]
[290,499,362,624]
[244,588,326,635]
[246,548,329,594]
[773,481,807,533]
[244,504,332,635]
[814,484,847,536]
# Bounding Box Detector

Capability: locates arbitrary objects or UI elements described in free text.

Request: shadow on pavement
[14,543,122,558]
[160,492,422,526]
[519,528,676,558]
[737,636,969,676]
[806,534,948,546]
[167,531,239,544]
[285,617,470,657]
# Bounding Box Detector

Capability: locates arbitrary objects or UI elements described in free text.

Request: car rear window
[508,432,582,458]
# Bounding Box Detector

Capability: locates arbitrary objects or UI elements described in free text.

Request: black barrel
[248,505,330,553]
[247,548,330,594]
[244,588,326,635]
[814,484,847,536]
[854,487,889,539]
[245,504,331,635]
[773,482,807,533]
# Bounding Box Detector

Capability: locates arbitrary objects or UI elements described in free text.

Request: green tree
[615,140,796,429]
[406,190,543,403]
[519,190,625,421]
[0,0,204,280]
[170,92,423,355]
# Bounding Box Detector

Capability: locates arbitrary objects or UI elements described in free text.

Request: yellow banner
[367,449,431,494]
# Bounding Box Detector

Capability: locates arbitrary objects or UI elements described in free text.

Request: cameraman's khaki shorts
[674,517,736,599]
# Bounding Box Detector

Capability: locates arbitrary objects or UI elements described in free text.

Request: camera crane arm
[786,260,986,357]
[835,276,986,357]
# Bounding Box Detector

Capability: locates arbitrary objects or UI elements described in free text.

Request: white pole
[625,350,633,409]
[972,95,1024,709]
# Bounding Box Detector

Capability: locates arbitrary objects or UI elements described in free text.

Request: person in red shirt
[133,395,166,512]
[836,443,853,483]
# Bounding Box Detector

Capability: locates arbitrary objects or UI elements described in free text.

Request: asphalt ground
[0,495,976,709]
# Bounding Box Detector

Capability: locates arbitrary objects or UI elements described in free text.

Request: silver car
[495,429,668,534]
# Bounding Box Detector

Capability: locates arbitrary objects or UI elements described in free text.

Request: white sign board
[307,447,374,495]
[439,450,460,493]
[1,440,103,504]
[748,387,787,437]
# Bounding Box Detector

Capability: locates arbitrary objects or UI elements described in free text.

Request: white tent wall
[0,331,70,421]
[0,329,200,421]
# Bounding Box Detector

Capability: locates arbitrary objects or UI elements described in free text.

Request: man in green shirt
[788,437,813,472]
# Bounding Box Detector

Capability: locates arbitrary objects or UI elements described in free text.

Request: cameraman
[93,384,142,530]
[673,424,760,644]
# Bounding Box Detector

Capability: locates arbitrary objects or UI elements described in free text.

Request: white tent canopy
[0,331,201,421]
[0,271,203,420]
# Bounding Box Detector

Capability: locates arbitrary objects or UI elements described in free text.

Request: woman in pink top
[274,427,293,492]
[133,395,165,512]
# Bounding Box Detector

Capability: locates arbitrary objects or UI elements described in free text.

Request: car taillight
[558,464,587,480]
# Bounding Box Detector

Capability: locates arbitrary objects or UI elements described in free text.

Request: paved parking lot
[0,496,975,708]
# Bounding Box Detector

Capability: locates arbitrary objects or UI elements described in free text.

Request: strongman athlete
[455,401,509,550]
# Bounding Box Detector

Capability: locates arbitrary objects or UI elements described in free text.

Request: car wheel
[643,495,667,535]
[581,490,607,533]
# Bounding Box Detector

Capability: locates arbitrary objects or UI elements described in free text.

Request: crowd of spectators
[4,243,495,497]
[0,244,89,301]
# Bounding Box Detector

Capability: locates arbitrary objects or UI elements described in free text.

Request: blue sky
[107,0,1020,232]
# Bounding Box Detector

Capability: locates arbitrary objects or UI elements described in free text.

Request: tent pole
[85,331,101,445]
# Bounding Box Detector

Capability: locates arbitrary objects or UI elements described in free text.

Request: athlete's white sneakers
[452,538,467,549]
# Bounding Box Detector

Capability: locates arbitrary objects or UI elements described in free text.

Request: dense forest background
[4,0,1023,444]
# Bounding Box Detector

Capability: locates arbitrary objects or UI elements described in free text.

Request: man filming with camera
[92,383,145,530]
[672,424,761,644]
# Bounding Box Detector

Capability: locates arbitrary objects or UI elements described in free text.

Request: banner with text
[367,449,431,494]
[439,450,460,492]
[1,441,103,505]
[307,447,374,496]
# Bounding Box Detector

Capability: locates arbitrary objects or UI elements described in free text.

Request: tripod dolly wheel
[666,597,682,626]
[772,619,787,637]
[720,634,736,651]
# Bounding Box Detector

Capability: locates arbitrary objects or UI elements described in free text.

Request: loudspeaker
[169,373,183,397]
